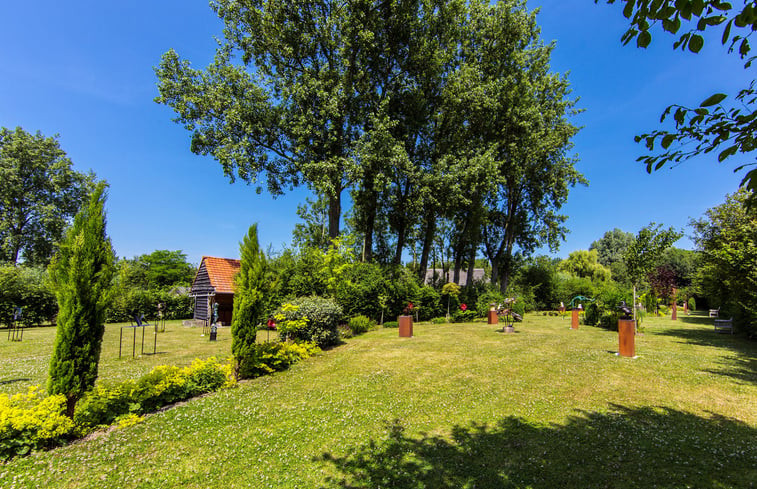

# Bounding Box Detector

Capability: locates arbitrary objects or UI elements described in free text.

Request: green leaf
[721,18,733,45]
[700,93,727,107]
[717,144,739,161]
[623,0,636,18]
[637,31,652,48]
[661,134,675,149]
[689,33,704,52]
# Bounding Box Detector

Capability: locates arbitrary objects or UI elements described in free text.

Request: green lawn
[1,313,755,488]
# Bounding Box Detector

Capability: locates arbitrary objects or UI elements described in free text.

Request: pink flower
[460,303,467,311]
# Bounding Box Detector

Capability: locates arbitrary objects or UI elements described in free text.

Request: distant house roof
[193,256,241,295]
[424,268,488,286]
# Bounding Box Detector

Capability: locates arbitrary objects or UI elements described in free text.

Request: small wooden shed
[190,256,241,325]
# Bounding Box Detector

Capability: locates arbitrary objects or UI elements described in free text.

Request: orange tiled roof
[202,256,241,294]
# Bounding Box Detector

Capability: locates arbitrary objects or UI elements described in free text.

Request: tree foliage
[47,182,115,417]
[116,250,195,290]
[691,188,757,334]
[157,1,583,280]
[600,0,757,201]
[0,127,93,265]
[590,228,635,283]
[559,249,612,282]
[231,224,268,378]
[624,223,681,287]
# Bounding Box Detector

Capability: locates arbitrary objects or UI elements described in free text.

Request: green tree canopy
[590,228,635,283]
[47,182,115,417]
[116,250,195,290]
[0,127,93,265]
[559,249,612,282]
[691,188,757,333]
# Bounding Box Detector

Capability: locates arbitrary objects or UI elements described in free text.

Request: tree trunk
[393,222,406,265]
[65,395,77,419]
[417,212,436,282]
[361,194,377,262]
[465,244,476,288]
[328,188,342,240]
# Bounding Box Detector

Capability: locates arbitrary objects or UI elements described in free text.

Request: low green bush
[0,265,57,327]
[236,341,320,379]
[348,315,375,335]
[430,317,447,324]
[688,297,696,310]
[277,296,342,347]
[598,311,619,331]
[475,290,505,317]
[383,321,398,328]
[452,310,477,323]
[105,288,193,323]
[0,387,75,460]
[75,357,235,430]
[584,303,600,326]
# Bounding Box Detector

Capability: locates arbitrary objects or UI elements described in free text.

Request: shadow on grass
[653,319,757,384]
[319,406,757,489]
[0,378,30,386]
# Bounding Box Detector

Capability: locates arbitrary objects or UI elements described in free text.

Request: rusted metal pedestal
[488,310,498,325]
[571,309,579,330]
[618,319,636,358]
[672,304,677,320]
[398,315,413,338]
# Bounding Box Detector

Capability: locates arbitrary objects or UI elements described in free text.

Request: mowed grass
[1,313,755,488]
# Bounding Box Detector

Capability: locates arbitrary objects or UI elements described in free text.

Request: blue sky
[0,1,748,266]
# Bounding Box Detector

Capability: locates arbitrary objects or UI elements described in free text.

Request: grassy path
[1,313,755,488]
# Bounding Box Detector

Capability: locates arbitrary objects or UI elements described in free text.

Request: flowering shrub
[0,386,75,460]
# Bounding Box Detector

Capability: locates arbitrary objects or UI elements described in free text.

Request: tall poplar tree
[47,182,115,418]
[231,223,267,378]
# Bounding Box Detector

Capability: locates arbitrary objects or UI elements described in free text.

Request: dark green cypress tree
[231,223,267,378]
[47,182,115,417]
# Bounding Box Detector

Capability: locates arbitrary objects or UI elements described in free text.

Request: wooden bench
[714,318,733,334]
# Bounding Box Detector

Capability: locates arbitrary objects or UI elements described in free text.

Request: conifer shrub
[47,183,115,417]
[231,224,267,378]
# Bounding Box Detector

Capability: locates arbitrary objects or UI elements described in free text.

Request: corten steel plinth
[618,319,636,357]
[571,309,579,329]
[672,303,677,320]
[398,315,413,337]
[488,310,498,325]
[684,302,688,315]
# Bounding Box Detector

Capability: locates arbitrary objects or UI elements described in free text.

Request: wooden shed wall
[191,261,214,321]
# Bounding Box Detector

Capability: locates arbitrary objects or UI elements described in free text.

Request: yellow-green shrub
[75,357,236,430]
[0,386,75,460]
[236,341,320,379]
